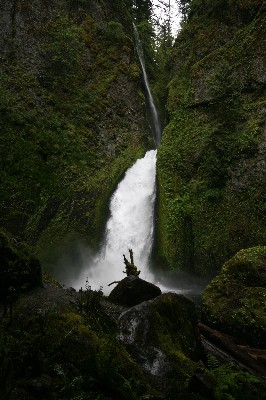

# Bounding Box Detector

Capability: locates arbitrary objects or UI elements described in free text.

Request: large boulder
[108,276,161,307]
[202,246,266,348]
[118,293,201,397]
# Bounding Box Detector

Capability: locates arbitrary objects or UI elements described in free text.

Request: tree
[132,0,153,23]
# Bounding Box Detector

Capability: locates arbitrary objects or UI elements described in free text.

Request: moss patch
[201,246,266,347]
[156,1,266,274]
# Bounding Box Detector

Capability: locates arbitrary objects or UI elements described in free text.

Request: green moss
[141,294,201,397]
[1,282,155,400]
[202,246,266,347]
[0,8,149,263]
[156,4,266,274]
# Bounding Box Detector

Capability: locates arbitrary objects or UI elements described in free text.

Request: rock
[108,276,161,307]
[118,292,201,396]
[155,1,266,276]
[0,229,42,302]
[202,246,266,348]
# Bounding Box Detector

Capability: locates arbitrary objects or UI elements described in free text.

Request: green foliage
[206,354,265,400]
[44,16,82,67]
[75,280,115,333]
[156,2,266,273]
[202,247,266,347]
[106,21,126,42]
[176,0,192,21]
[178,0,263,24]
[135,20,157,79]
[0,282,152,400]
[132,0,153,23]
[0,7,148,259]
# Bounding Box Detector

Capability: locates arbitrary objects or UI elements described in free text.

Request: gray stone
[118,293,201,395]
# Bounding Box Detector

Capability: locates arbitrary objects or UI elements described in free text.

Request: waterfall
[74,151,157,294]
[72,24,162,295]
[133,23,161,147]
[68,24,205,299]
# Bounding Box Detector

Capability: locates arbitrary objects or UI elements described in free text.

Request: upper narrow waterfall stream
[133,23,161,146]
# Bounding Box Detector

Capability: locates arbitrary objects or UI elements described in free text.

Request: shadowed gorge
[0,1,266,399]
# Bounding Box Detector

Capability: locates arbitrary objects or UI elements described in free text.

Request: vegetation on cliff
[1,1,266,399]
[0,0,152,265]
[156,0,266,274]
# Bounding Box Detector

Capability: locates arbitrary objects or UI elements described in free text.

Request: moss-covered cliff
[0,0,152,264]
[156,0,266,274]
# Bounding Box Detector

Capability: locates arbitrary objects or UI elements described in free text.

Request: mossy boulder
[0,229,42,301]
[201,246,266,348]
[118,293,201,397]
[2,281,152,400]
[108,276,162,306]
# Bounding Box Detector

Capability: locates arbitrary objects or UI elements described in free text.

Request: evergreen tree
[132,0,153,23]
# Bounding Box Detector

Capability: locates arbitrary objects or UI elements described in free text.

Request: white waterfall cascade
[74,150,157,294]
[133,23,161,146]
[70,24,204,298]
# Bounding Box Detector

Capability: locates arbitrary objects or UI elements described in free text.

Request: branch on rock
[108,281,120,287]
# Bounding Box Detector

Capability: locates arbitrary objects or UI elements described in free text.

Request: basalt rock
[108,276,161,307]
[118,292,201,396]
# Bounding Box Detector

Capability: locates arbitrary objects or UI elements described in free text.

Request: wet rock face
[108,276,161,307]
[118,293,200,394]
[202,246,266,348]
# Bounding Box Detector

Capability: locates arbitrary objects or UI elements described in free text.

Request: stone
[108,276,161,307]
[118,292,201,396]
[202,246,266,348]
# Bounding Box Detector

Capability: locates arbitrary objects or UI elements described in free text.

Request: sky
[152,0,181,36]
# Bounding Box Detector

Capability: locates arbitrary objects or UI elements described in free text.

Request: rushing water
[72,24,162,294]
[74,150,157,294]
[133,23,161,146]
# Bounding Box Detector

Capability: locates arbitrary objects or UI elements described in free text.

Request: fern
[206,354,263,400]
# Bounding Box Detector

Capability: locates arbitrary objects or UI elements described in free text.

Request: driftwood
[108,250,141,287]
[123,249,140,277]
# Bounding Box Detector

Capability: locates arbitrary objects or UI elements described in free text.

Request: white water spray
[74,150,157,294]
[133,23,161,146]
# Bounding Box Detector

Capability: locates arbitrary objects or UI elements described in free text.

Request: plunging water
[71,25,204,297]
[74,150,157,294]
[72,25,162,294]
[133,23,161,146]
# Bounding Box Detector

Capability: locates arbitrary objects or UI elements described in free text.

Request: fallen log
[199,323,266,382]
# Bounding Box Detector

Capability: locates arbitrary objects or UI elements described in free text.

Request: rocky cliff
[0,0,152,264]
[156,0,266,275]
